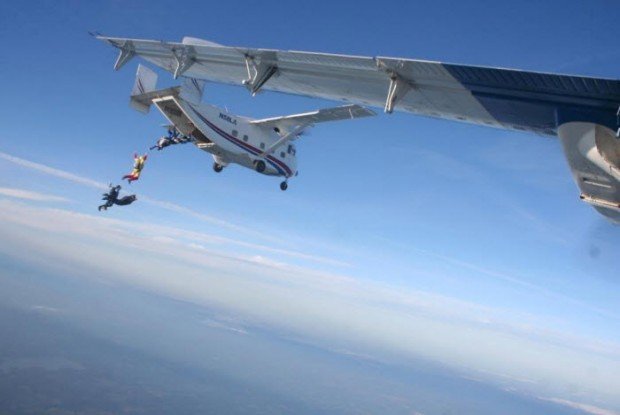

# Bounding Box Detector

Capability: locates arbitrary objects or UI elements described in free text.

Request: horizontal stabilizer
[129,87,181,115]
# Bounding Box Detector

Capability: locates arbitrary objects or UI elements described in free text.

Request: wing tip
[346,104,377,117]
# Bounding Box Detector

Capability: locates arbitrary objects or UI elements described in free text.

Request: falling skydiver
[122,153,148,183]
[98,184,137,211]
[150,136,172,151]
[150,129,192,151]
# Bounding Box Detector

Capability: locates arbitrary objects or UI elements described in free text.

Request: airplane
[96,35,620,223]
[126,64,374,191]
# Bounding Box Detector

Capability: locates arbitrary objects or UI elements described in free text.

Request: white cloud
[0,150,248,230]
[1,152,619,410]
[201,318,249,335]
[541,397,620,415]
[0,187,68,202]
[30,305,62,314]
[1,197,620,410]
[0,150,348,267]
[0,151,108,190]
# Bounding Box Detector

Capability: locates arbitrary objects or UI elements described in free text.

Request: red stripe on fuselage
[187,105,293,177]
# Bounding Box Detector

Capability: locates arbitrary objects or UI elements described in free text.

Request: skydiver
[122,153,148,183]
[149,129,191,150]
[98,184,137,211]
[150,136,172,151]
[171,132,192,144]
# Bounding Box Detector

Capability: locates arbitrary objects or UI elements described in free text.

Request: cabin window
[232,130,238,137]
[280,151,286,158]
[243,134,248,142]
[260,142,265,149]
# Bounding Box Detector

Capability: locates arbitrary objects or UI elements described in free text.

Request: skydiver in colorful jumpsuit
[122,153,148,183]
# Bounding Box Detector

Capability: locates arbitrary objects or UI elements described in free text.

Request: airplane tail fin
[129,64,204,112]
[130,64,158,113]
[180,77,206,104]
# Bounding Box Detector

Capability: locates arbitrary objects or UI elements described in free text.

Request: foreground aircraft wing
[96,35,620,135]
[96,35,620,223]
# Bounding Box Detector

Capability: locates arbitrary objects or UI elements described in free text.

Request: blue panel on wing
[443,63,620,132]
[473,94,557,134]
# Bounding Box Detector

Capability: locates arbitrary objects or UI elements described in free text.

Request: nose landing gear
[213,162,224,173]
[280,181,288,191]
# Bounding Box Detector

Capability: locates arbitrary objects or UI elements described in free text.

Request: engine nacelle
[558,122,620,223]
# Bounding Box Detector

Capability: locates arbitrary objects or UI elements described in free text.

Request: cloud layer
[1,150,619,413]
[0,187,68,202]
[0,151,347,267]
[1,196,619,412]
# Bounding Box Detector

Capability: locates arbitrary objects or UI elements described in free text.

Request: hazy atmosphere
[1,1,620,414]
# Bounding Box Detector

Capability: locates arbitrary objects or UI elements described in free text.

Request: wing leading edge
[97,35,620,135]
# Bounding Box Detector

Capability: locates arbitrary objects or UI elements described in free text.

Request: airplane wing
[250,104,375,132]
[97,35,620,135]
[249,105,374,157]
[96,35,620,223]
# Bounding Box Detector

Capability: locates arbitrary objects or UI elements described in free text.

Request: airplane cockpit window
[260,142,265,149]
[243,134,248,142]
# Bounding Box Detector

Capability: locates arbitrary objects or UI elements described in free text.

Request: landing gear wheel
[280,181,288,191]
[213,162,224,173]
[255,160,266,173]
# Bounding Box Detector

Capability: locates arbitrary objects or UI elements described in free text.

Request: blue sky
[1,1,620,414]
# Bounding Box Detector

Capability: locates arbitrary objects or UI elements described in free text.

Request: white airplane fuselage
[161,96,298,178]
[127,64,370,191]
